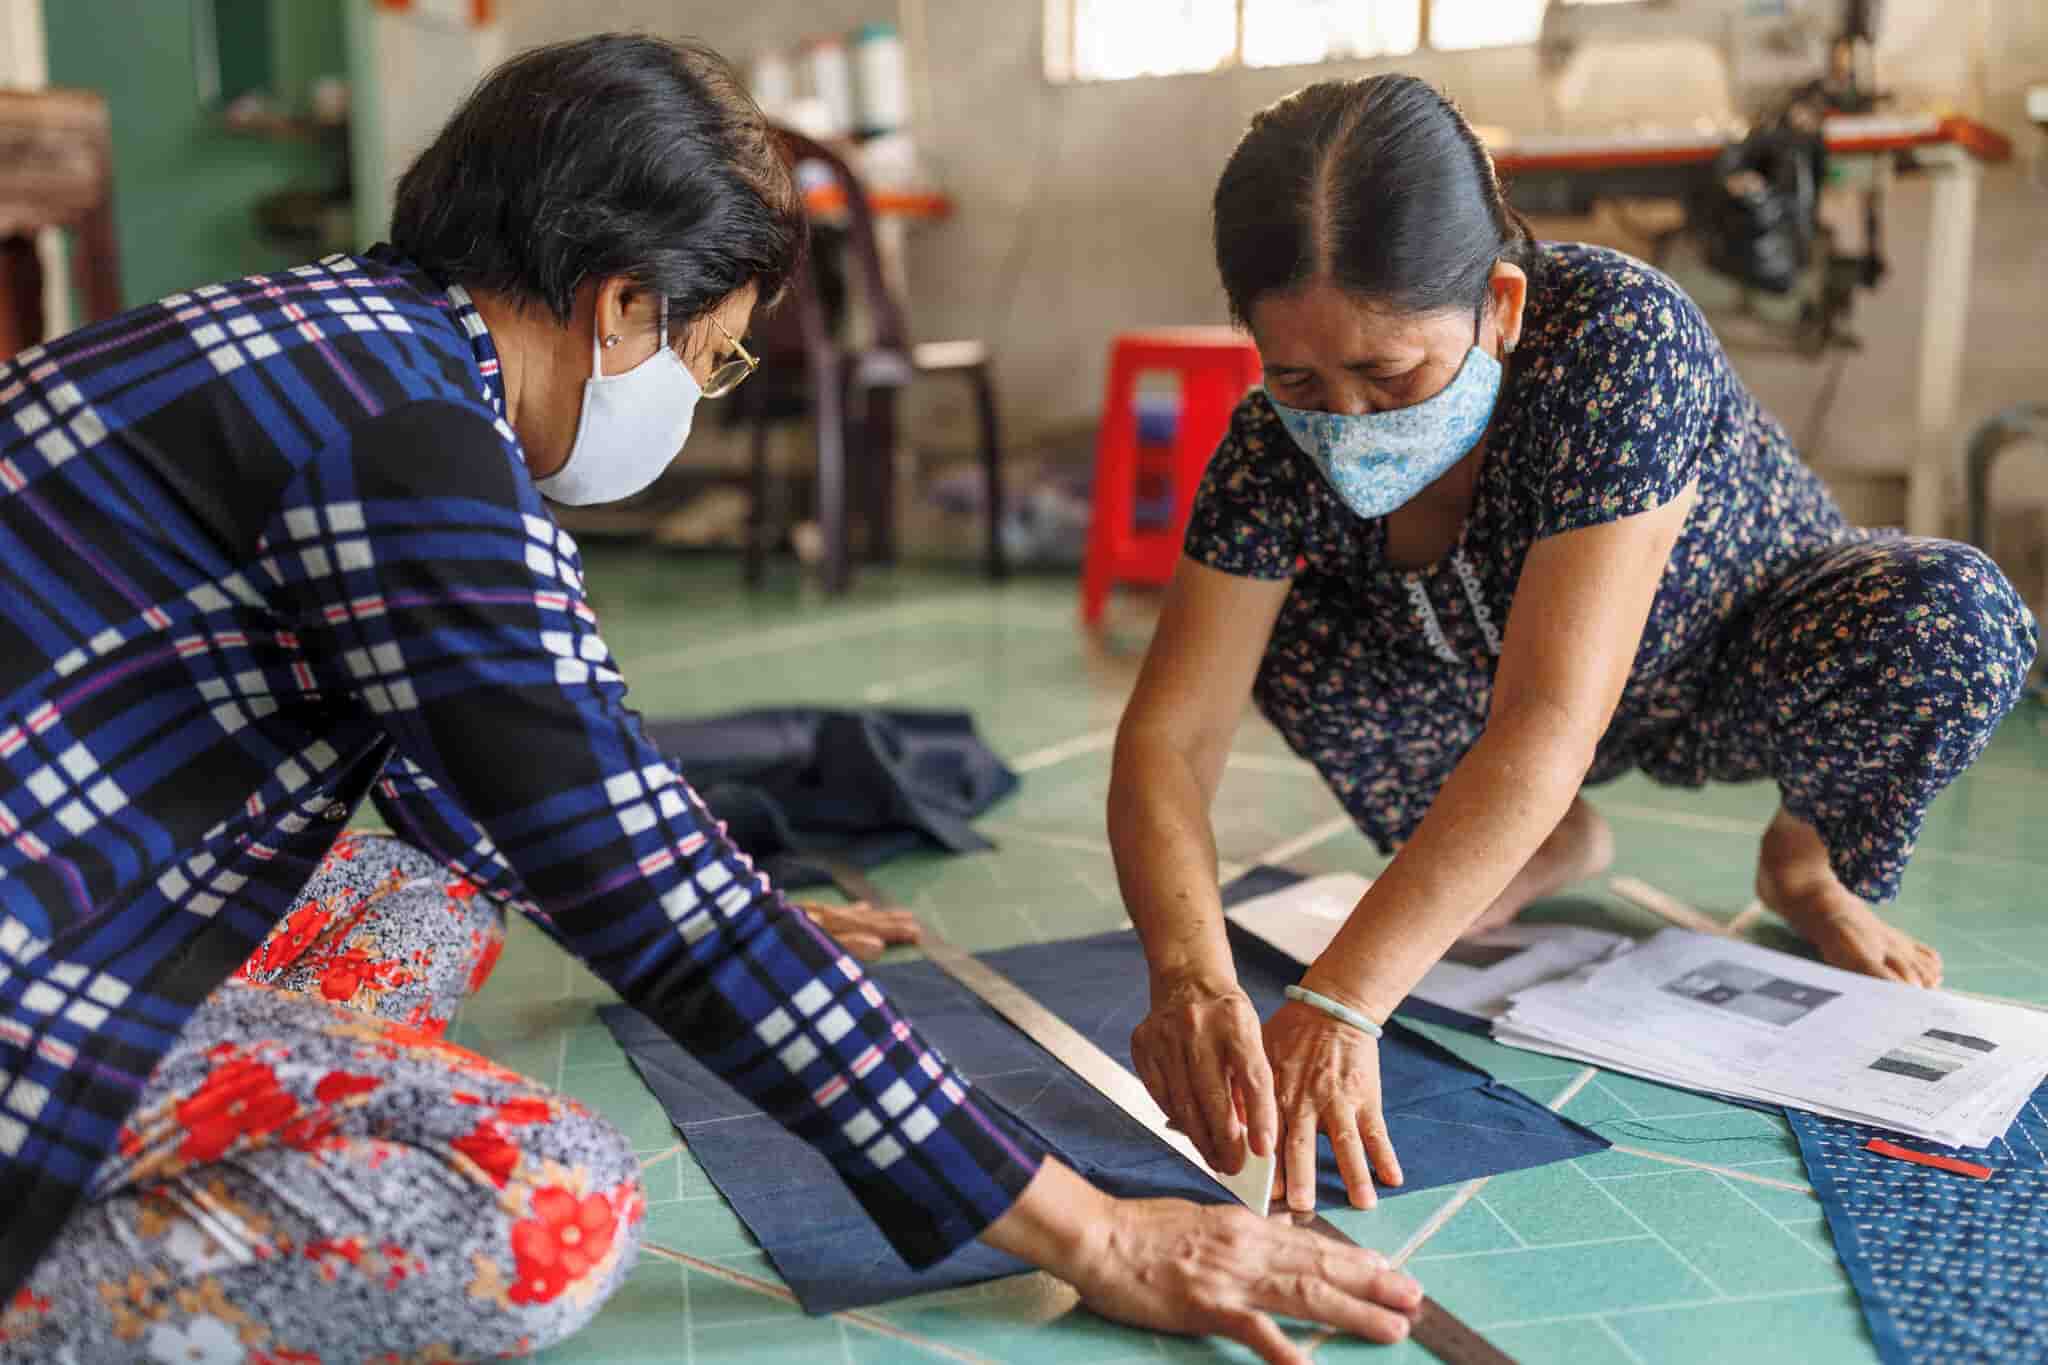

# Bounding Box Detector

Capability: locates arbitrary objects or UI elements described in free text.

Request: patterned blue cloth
[0,249,1043,1297]
[1792,1081,2048,1364]
[1269,344,1502,519]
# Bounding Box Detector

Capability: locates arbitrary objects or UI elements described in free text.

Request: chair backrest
[0,87,122,354]
[770,126,910,356]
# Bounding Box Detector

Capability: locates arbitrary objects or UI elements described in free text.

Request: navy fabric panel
[604,892,1608,1312]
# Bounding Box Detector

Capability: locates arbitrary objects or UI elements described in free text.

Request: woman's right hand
[1130,973,1279,1176]
[981,1160,1420,1363]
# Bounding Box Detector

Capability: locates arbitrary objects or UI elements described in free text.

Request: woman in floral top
[1111,76,2036,1221]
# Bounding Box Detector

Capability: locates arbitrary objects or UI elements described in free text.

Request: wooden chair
[0,88,123,356]
[733,127,1004,594]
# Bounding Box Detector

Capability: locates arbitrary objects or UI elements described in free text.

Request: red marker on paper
[1865,1138,1994,1180]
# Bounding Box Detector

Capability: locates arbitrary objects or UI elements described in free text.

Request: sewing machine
[1539,0,1882,122]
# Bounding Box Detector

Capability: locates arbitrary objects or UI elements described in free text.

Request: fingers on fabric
[1249,1226,1419,1345]
[1361,1109,1403,1189]
[1329,1113,1376,1210]
[1283,1110,1320,1214]
[1195,1045,1247,1175]
[1232,1041,1280,1159]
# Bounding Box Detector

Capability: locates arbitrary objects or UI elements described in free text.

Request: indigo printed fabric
[1184,244,2037,900]
[1791,1079,2048,1364]
[0,248,1044,1302]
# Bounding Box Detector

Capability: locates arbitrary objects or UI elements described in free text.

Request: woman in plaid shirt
[0,34,1419,1364]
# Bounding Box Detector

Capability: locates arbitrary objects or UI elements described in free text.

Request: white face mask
[536,298,702,506]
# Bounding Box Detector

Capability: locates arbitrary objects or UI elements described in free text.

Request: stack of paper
[1226,874,1633,1022]
[1227,876,2048,1148]
[1496,928,2048,1148]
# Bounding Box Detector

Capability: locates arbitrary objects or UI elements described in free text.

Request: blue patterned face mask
[1269,336,1503,521]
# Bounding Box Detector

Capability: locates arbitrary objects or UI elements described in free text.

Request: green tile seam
[640,1241,996,1364]
[863,662,980,704]
[1411,1233,1651,1263]
[1594,1314,1654,1365]
[1474,1283,1845,1333]
[1302,1066,1599,1356]
[1601,1147,1816,1194]
[1011,727,1120,772]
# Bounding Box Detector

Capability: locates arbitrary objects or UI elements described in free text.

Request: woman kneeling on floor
[1113,74,2038,1220]
[0,37,1421,1363]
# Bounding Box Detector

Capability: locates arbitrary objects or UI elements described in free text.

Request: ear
[592,275,637,345]
[1487,262,1529,355]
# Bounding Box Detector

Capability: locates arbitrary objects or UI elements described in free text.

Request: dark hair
[1213,74,1537,324]
[391,34,805,329]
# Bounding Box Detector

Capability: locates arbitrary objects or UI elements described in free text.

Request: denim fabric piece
[1791,1082,2048,1364]
[1268,345,1502,519]
[602,874,1608,1312]
[645,708,1019,889]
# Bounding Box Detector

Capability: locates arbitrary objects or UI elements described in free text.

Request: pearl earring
[603,334,622,349]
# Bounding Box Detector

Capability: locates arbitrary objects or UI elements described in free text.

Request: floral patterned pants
[0,832,646,1363]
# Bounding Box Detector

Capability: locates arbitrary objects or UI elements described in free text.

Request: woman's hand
[1263,997,1403,1213]
[981,1160,1420,1364]
[1131,974,1278,1176]
[791,899,921,961]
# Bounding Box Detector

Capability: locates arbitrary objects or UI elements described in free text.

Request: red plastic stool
[1081,327,1264,625]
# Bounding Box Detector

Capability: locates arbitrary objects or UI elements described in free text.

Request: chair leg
[815,358,852,596]
[968,364,1006,581]
[744,412,771,587]
[1965,403,2048,550]
[862,385,899,566]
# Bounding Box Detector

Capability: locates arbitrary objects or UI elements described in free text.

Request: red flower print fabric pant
[0,833,646,1363]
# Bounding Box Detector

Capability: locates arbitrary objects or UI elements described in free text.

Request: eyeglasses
[701,317,759,399]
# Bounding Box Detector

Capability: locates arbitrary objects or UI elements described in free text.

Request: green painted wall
[45,0,347,307]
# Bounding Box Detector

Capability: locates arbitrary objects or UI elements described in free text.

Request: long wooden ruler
[814,857,1517,1365]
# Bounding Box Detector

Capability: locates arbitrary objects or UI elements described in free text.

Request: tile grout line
[1595,1315,1654,1365]
[1470,1191,1529,1250]
[630,598,985,676]
[1011,727,1120,772]
[1477,1284,1843,1332]
[1709,1172,1840,1265]
[1411,1233,1650,1264]
[639,1241,997,1364]
[639,1142,685,1173]
[978,822,1116,859]
[1568,1148,1732,1300]
[1608,877,1731,937]
[1251,815,1357,869]
[863,661,981,704]
[1604,1144,1816,1195]
[1306,1067,1598,1359]
[1726,900,1767,936]
[679,1233,695,1365]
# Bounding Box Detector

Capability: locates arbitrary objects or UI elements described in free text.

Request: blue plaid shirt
[0,248,1044,1295]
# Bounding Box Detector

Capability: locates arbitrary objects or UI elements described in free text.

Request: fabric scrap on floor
[645,708,1017,889]
[1792,1078,2048,1364]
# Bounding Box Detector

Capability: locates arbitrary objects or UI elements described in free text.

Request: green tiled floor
[443,551,2048,1364]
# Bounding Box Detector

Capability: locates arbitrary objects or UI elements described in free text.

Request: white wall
[455,1,2048,460]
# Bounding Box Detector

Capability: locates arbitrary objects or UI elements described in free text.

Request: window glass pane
[1071,0,1237,80]
[1242,0,1420,69]
[1429,0,1545,51]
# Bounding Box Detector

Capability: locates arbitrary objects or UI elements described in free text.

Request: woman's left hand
[791,899,923,961]
[1262,997,1403,1214]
